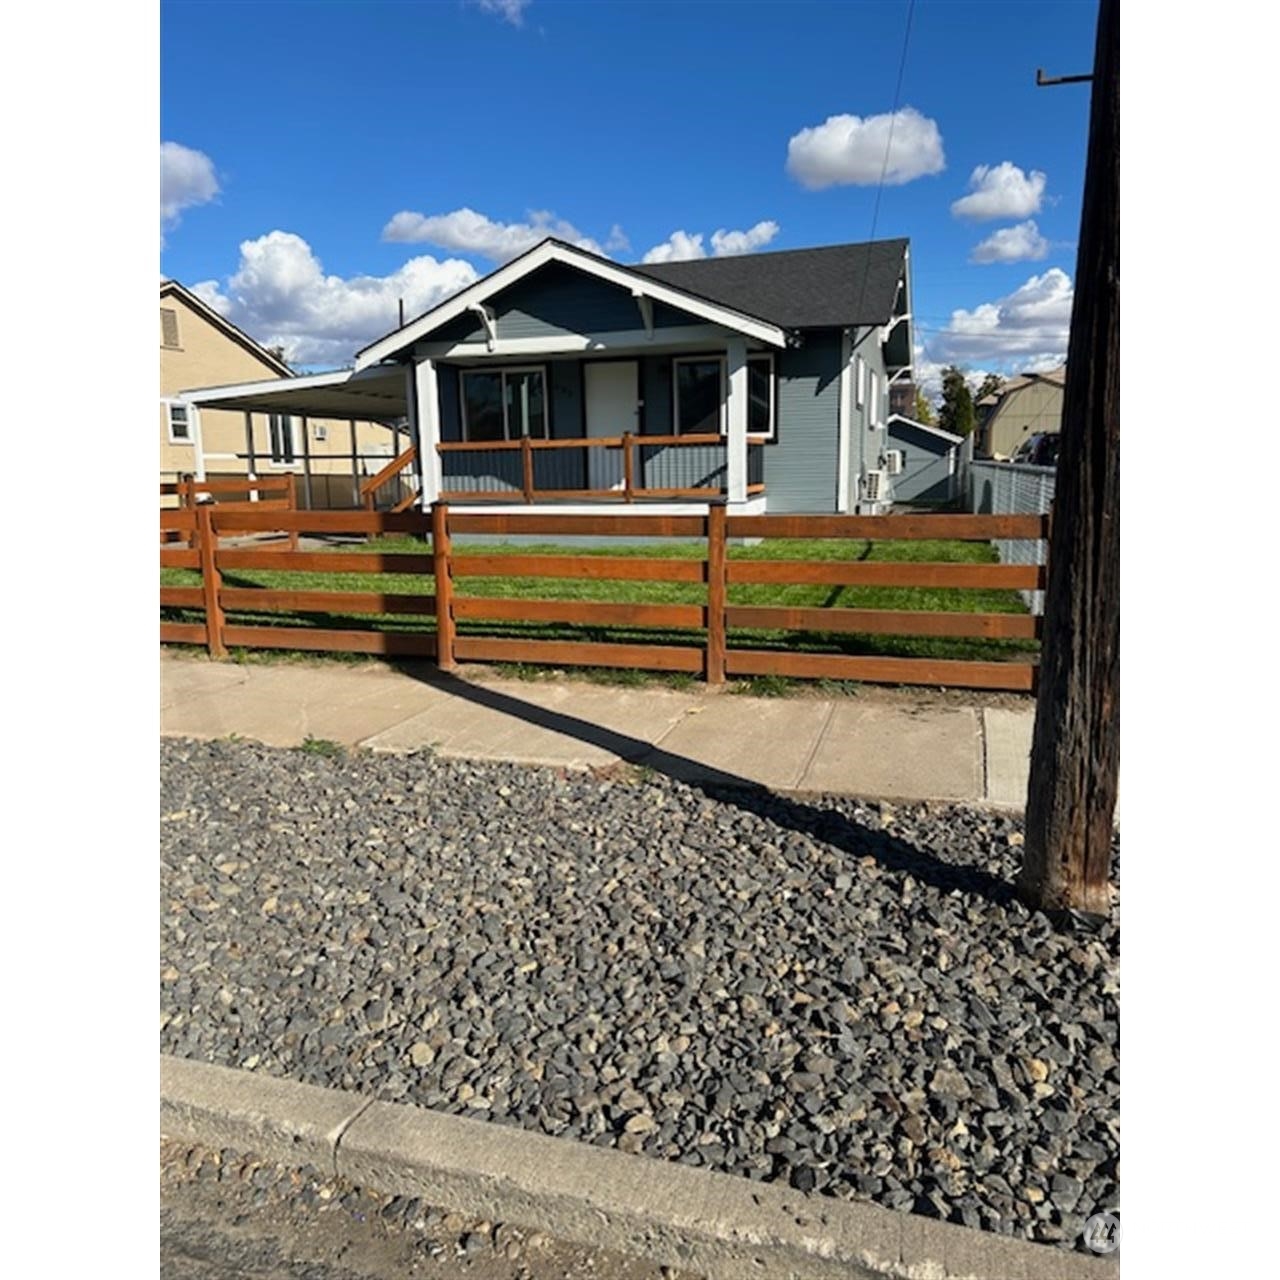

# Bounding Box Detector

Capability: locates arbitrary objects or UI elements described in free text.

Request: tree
[1018,0,1119,916]
[938,366,975,437]
[975,373,1004,405]
[912,388,935,425]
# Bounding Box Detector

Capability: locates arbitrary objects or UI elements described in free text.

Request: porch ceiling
[179,364,407,420]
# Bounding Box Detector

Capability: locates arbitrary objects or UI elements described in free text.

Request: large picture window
[461,367,547,441]
[672,354,775,439]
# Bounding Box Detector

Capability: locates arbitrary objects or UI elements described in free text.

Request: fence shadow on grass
[399,666,1020,910]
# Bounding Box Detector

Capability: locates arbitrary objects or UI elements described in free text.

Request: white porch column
[189,403,207,482]
[836,329,853,513]
[410,358,442,505]
[725,336,748,504]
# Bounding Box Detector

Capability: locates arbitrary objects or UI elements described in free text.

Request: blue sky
[160,0,1098,387]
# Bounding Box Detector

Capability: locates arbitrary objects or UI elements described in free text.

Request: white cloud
[911,350,998,404]
[924,268,1074,372]
[785,108,945,189]
[642,231,706,264]
[642,220,780,264]
[382,207,612,263]
[970,219,1050,264]
[709,220,780,256]
[468,0,531,25]
[951,162,1046,221]
[160,141,219,227]
[192,230,479,368]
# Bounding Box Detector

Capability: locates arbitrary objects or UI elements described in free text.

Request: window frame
[671,353,776,441]
[868,369,881,429]
[164,398,192,445]
[266,412,301,468]
[460,364,550,442]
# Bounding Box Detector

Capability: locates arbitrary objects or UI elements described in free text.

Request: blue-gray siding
[763,331,842,513]
[887,419,960,504]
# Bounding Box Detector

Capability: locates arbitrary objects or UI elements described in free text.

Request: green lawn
[162,535,1038,667]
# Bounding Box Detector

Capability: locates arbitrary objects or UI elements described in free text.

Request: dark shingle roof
[631,238,908,330]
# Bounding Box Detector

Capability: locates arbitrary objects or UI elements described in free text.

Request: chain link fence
[967,460,1056,614]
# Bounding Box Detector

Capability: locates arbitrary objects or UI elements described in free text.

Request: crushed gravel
[160,738,1118,1253]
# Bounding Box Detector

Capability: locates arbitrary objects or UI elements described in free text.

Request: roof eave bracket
[631,291,654,340]
[469,303,498,352]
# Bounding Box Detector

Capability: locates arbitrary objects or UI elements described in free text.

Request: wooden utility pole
[1019,0,1119,916]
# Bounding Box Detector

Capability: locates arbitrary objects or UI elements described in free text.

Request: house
[160,280,408,507]
[177,235,915,514]
[884,415,967,506]
[974,366,1066,461]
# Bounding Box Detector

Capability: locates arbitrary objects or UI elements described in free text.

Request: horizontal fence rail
[160,505,1046,691]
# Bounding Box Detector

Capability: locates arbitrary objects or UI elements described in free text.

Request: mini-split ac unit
[862,470,888,503]
[884,449,905,476]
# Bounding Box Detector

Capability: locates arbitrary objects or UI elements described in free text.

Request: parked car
[1011,432,1060,467]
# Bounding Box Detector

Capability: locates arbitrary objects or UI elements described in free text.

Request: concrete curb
[161,1056,1118,1280]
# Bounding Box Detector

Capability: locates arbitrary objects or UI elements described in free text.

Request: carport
[178,364,415,508]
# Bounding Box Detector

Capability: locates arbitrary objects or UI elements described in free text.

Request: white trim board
[419,324,775,362]
[355,239,788,370]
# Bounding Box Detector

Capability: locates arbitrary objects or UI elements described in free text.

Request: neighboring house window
[161,307,180,349]
[461,367,547,441]
[268,413,298,465]
[856,355,865,408]
[672,354,775,439]
[166,401,191,443]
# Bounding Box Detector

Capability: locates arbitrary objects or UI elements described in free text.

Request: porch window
[166,401,191,443]
[673,354,775,439]
[461,367,548,441]
[268,413,297,465]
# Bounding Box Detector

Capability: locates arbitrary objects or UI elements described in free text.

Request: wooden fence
[160,474,298,551]
[160,505,1047,691]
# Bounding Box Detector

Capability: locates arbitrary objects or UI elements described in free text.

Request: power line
[851,0,917,331]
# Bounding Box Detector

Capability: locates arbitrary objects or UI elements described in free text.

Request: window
[268,413,297,465]
[461,367,547,441]
[166,401,191,443]
[672,354,775,439]
[160,307,180,349]
[856,355,865,408]
[868,369,880,428]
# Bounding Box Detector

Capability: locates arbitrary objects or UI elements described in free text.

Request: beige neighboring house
[160,280,410,508]
[974,366,1066,461]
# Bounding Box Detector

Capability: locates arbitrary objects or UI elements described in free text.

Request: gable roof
[632,238,909,330]
[161,279,293,377]
[355,238,790,369]
[977,366,1067,407]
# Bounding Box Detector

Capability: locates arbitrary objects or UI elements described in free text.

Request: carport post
[300,415,314,511]
[349,419,360,508]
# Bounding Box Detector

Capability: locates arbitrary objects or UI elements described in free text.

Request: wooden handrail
[360,445,418,507]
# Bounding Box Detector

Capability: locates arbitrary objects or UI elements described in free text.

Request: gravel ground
[160,738,1119,1254]
[161,1138,686,1278]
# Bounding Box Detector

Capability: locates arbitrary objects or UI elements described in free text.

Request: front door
[583,361,639,492]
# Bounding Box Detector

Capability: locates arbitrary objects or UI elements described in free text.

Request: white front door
[583,361,639,491]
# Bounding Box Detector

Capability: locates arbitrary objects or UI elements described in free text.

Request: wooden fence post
[180,473,197,550]
[622,432,635,502]
[705,500,727,685]
[432,501,456,671]
[197,504,227,658]
[521,436,535,503]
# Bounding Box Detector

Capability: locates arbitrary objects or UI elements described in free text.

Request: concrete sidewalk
[161,653,1035,808]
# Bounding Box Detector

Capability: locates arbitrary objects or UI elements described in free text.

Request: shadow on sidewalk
[395,665,1019,910]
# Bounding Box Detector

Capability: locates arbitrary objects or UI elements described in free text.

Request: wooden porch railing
[360,445,419,512]
[436,433,766,503]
